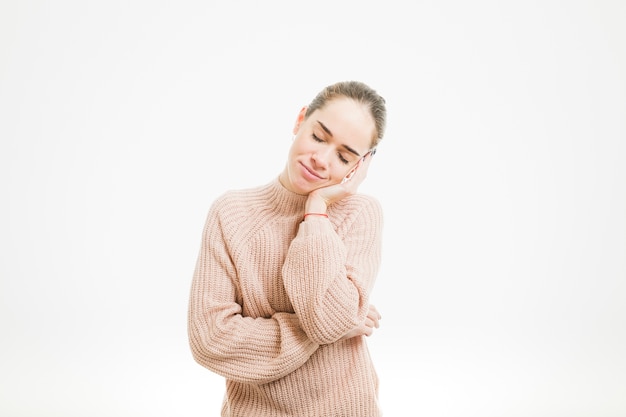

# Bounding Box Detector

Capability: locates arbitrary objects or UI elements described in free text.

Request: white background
[1,1,625,416]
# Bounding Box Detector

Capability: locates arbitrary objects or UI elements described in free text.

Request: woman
[188,80,387,417]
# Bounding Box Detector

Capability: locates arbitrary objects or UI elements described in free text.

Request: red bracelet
[303,213,328,221]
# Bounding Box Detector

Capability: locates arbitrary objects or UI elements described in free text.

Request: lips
[300,162,324,180]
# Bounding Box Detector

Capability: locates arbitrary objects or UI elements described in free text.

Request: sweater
[188,177,384,417]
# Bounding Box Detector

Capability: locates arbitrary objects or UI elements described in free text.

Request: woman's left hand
[339,304,381,340]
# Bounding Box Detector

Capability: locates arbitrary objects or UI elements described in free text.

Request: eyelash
[311,134,350,165]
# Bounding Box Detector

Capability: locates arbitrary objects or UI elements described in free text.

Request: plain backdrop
[1,1,625,416]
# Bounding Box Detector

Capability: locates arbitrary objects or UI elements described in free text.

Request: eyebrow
[316,121,361,157]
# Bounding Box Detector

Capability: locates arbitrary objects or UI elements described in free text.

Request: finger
[365,315,379,329]
[368,304,381,320]
[355,156,369,174]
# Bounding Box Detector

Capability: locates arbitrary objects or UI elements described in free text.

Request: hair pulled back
[305,81,387,149]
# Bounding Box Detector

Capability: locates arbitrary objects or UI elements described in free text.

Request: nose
[311,147,332,169]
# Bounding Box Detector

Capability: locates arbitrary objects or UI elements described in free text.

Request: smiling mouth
[301,162,324,180]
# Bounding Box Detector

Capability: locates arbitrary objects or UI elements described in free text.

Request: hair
[305,81,387,149]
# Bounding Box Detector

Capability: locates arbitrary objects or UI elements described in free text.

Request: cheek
[331,166,350,183]
[291,136,309,154]
[288,140,304,159]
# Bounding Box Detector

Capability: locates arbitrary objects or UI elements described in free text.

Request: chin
[295,184,314,195]
[285,177,310,195]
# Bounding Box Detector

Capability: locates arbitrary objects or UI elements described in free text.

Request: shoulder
[330,192,383,225]
[206,183,269,226]
[212,183,269,210]
[336,192,382,213]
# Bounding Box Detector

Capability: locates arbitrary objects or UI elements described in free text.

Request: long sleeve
[282,195,383,345]
[188,179,383,417]
[187,198,319,385]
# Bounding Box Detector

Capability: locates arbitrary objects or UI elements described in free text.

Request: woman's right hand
[304,151,374,214]
[340,304,381,340]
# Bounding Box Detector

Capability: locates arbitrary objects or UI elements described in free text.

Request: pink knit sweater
[188,177,383,417]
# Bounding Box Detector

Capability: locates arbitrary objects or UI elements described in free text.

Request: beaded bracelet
[303,213,328,221]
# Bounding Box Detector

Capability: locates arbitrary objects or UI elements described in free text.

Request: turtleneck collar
[264,176,308,216]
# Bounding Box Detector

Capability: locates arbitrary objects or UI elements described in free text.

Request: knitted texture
[188,177,383,417]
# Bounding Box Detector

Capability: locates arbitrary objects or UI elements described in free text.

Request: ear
[292,106,307,135]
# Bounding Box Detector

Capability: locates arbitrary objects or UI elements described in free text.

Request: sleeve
[187,201,319,384]
[281,197,383,345]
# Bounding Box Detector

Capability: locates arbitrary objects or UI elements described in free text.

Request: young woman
[188,80,387,417]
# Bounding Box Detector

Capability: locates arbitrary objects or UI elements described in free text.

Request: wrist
[305,193,328,214]
[303,212,328,221]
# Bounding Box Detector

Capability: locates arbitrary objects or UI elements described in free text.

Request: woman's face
[280,97,376,195]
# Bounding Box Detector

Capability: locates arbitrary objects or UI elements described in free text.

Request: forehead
[309,97,376,150]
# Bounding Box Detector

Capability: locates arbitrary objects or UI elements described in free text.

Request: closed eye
[312,131,351,164]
